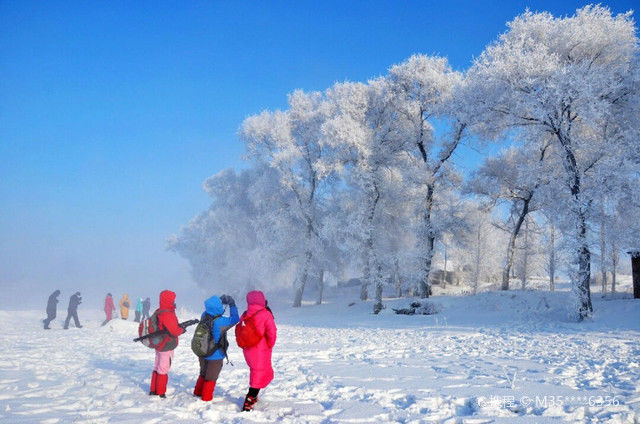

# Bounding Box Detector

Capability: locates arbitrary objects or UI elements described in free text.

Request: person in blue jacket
[134,297,143,322]
[193,294,239,401]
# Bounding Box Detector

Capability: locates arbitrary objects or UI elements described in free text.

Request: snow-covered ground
[1,280,639,423]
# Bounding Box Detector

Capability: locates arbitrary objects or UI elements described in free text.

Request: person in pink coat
[240,290,277,411]
[102,293,116,326]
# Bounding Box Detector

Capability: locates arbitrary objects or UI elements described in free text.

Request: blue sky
[0,1,635,308]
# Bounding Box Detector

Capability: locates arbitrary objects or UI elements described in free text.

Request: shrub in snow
[393,300,443,315]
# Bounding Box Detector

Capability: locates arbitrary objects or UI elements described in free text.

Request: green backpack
[191,313,228,358]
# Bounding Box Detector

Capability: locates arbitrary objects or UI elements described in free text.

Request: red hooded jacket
[155,290,184,351]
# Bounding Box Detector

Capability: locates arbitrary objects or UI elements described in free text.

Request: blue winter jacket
[201,295,239,361]
[136,298,143,313]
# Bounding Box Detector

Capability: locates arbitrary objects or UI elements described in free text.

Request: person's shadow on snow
[89,357,153,393]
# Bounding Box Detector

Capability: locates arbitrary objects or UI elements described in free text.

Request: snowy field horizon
[2,278,638,423]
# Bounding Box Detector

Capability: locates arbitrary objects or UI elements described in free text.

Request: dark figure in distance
[64,291,83,329]
[43,290,60,329]
[142,297,151,321]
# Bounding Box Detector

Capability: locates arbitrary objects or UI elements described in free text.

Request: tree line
[169,5,640,320]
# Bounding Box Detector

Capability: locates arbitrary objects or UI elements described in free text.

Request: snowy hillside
[1,286,639,423]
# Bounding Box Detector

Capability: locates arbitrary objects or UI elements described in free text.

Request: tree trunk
[473,224,482,294]
[611,242,618,293]
[502,194,532,290]
[394,257,402,297]
[293,248,312,307]
[557,132,592,319]
[362,181,381,301]
[631,253,640,299]
[549,224,556,292]
[418,184,435,298]
[373,264,384,314]
[414,121,464,298]
[574,208,593,319]
[442,243,447,289]
[600,203,607,295]
[316,269,324,305]
[361,264,369,301]
[520,218,530,290]
[500,231,514,290]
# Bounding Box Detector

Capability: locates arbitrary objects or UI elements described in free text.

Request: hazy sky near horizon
[1,1,635,309]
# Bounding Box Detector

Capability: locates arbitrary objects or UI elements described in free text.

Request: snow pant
[198,358,223,381]
[194,358,222,401]
[154,350,174,374]
[134,311,141,322]
[43,311,56,329]
[64,310,81,329]
[151,350,174,396]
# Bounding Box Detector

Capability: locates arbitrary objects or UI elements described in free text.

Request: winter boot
[155,373,168,398]
[242,395,258,411]
[193,375,205,397]
[201,380,215,401]
[149,371,158,395]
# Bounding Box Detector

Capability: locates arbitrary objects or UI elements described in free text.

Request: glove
[220,294,235,307]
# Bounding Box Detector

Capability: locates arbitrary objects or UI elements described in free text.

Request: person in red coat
[102,293,116,326]
[240,290,277,411]
[149,290,185,398]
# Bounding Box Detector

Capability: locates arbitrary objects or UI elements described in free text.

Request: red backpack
[235,312,263,348]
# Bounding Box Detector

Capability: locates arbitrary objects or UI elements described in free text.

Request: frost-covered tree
[422,169,469,287]
[241,90,334,307]
[466,5,639,319]
[538,213,571,293]
[458,205,505,293]
[468,139,554,290]
[314,188,354,305]
[388,55,468,298]
[168,166,293,295]
[596,169,640,294]
[370,167,418,304]
[513,215,548,289]
[323,79,413,312]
